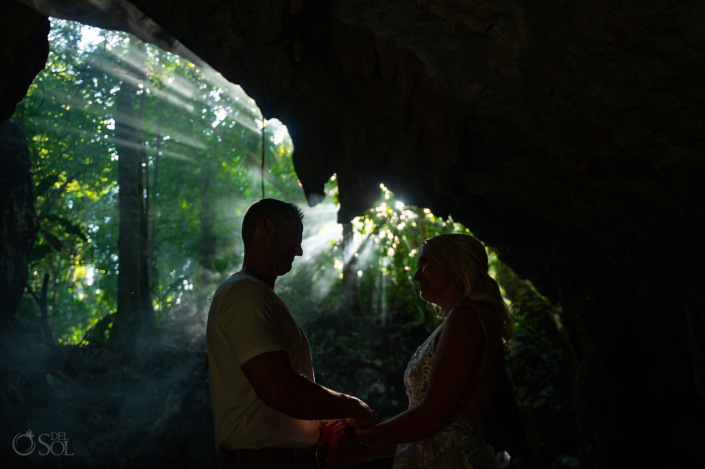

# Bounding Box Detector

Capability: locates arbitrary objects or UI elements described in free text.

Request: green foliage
[13,20,298,344]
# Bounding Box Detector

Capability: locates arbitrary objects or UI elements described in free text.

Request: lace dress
[392,311,509,469]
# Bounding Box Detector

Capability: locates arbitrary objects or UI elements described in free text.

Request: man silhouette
[207,199,376,467]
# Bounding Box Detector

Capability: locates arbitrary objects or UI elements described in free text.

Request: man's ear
[260,217,276,237]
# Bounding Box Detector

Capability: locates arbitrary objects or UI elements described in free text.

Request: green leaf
[63,220,88,241]
[29,243,53,262]
[35,174,60,197]
[40,228,63,251]
[84,313,114,344]
[45,214,88,241]
[214,258,228,273]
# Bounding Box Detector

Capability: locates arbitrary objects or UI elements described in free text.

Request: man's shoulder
[222,276,266,289]
[208,277,275,328]
[216,274,271,298]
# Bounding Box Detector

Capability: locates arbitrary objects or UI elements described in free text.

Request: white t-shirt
[206,271,320,452]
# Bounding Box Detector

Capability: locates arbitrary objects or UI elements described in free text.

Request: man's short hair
[241,199,304,246]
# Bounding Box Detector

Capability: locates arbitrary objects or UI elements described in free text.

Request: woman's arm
[354,305,485,446]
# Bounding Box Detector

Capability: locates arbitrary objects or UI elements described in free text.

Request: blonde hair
[422,234,514,346]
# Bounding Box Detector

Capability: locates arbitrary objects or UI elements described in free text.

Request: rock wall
[0,1,49,124]
[4,1,705,467]
[0,122,38,322]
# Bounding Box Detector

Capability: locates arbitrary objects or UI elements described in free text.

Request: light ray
[155,130,207,151]
[111,138,196,163]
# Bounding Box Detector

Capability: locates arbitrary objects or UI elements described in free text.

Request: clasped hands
[318,419,374,467]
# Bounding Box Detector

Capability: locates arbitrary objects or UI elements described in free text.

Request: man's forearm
[275,373,365,421]
[241,350,375,424]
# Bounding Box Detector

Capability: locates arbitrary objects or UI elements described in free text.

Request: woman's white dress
[392,309,509,469]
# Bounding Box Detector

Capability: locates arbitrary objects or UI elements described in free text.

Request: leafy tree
[13,20,121,344]
[13,20,299,346]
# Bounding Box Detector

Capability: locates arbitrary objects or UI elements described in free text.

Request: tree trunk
[150,117,161,311]
[39,273,50,340]
[196,157,217,298]
[340,222,360,314]
[200,168,216,270]
[138,91,154,336]
[110,37,147,353]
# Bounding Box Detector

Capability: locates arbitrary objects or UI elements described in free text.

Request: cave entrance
[3,17,580,469]
[14,18,314,345]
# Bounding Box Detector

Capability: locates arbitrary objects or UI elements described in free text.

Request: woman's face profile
[413,247,451,305]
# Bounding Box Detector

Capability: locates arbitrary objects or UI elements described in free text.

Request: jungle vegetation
[6,19,578,468]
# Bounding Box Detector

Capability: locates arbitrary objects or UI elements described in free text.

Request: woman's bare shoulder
[445,305,484,339]
[448,303,482,320]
